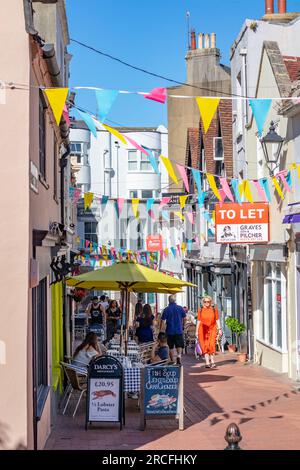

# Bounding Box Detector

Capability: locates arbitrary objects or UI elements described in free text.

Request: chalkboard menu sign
[86,355,124,430]
[144,366,180,415]
[140,365,184,431]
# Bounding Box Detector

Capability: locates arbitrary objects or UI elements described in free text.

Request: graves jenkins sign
[215,203,269,244]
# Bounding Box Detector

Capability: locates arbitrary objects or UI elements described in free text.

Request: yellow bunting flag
[244,180,253,203]
[297,164,300,179]
[99,260,103,267]
[132,199,139,218]
[212,210,216,223]
[101,123,127,145]
[165,248,169,256]
[179,195,188,210]
[206,174,222,201]
[239,181,245,199]
[175,211,185,221]
[84,192,94,210]
[44,88,69,125]
[160,156,178,184]
[76,236,80,244]
[181,242,186,253]
[289,163,297,170]
[272,177,285,200]
[196,97,221,133]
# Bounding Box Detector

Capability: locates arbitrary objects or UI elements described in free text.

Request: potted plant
[225,317,246,358]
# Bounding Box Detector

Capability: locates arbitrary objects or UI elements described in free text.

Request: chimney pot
[191,30,196,50]
[204,33,210,49]
[278,0,287,13]
[211,32,216,49]
[198,33,203,49]
[265,0,274,14]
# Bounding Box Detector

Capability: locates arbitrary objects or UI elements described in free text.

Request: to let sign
[215,203,269,244]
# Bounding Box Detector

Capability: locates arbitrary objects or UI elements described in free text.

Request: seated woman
[73,332,102,366]
[151,332,170,363]
[135,304,154,344]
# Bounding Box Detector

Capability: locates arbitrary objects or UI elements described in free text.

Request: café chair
[60,362,87,418]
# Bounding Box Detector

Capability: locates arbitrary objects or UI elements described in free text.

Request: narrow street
[45,353,300,451]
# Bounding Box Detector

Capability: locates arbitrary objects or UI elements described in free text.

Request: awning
[283,214,300,224]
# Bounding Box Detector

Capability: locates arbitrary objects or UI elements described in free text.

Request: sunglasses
[203,301,211,304]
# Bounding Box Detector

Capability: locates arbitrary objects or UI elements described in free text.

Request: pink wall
[0,0,30,449]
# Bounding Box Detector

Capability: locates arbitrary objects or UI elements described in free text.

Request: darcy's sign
[215,203,270,244]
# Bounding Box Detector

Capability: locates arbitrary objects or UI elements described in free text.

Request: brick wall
[283,56,300,82]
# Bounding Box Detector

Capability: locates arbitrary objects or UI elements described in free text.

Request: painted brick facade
[283,56,300,82]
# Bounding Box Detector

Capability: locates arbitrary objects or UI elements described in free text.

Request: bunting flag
[159,197,171,209]
[179,195,188,210]
[239,181,245,199]
[101,195,109,212]
[144,87,167,104]
[219,177,234,202]
[84,192,94,210]
[231,179,242,203]
[95,89,119,122]
[126,136,149,155]
[244,180,254,203]
[175,211,185,221]
[206,174,222,201]
[44,88,69,125]
[253,180,268,202]
[277,170,292,193]
[160,156,178,184]
[286,171,292,188]
[101,123,127,145]
[73,188,81,204]
[115,198,124,217]
[78,109,98,138]
[249,99,272,136]
[181,242,186,254]
[63,104,70,126]
[187,240,193,252]
[176,164,190,193]
[132,198,139,218]
[196,97,220,133]
[161,210,170,222]
[192,168,205,206]
[186,212,195,224]
[146,198,155,213]
[171,247,177,257]
[259,178,272,203]
[272,177,285,200]
[142,146,160,173]
[298,164,300,179]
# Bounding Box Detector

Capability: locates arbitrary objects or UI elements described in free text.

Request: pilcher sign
[215,203,269,244]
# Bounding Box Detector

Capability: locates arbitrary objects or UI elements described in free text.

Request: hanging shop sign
[146,235,163,252]
[86,355,124,430]
[215,203,269,244]
[139,365,184,431]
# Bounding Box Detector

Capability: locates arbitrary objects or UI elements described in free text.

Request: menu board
[144,366,180,416]
[88,378,120,422]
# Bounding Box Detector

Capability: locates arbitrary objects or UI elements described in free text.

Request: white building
[70,121,186,309]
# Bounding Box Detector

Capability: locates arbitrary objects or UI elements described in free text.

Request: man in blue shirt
[161,295,186,365]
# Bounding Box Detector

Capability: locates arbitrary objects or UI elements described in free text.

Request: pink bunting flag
[63,104,70,126]
[194,236,200,246]
[85,240,90,248]
[277,170,292,193]
[176,244,181,254]
[186,212,195,224]
[176,164,190,193]
[253,180,268,202]
[73,188,81,204]
[219,177,234,202]
[145,87,167,104]
[117,198,125,216]
[159,197,171,209]
[148,209,156,220]
[125,135,149,156]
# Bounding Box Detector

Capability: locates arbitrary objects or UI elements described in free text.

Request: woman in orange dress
[197,296,222,369]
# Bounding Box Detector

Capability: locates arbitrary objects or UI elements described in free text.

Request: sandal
[210,363,217,368]
[205,365,211,369]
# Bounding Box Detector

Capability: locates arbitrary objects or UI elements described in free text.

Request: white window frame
[127,149,157,173]
[213,137,224,161]
[259,262,287,353]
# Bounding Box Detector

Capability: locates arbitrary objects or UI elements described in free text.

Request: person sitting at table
[135,304,154,344]
[150,332,170,363]
[73,332,102,366]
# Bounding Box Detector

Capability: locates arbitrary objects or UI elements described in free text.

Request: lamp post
[260,121,285,176]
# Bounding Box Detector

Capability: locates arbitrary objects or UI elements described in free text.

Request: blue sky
[66,0,300,127]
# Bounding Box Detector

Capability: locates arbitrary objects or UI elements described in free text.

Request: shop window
[259,262,286,351]
[85,221,98,245]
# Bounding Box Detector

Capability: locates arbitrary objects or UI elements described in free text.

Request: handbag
[195,339,202,357]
